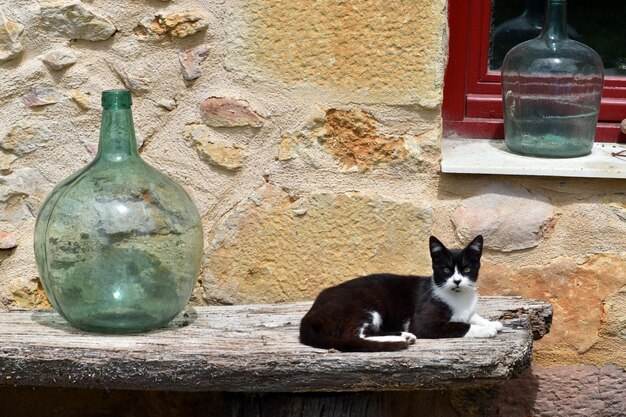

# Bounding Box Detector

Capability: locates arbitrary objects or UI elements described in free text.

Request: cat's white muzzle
[447,269,475,293]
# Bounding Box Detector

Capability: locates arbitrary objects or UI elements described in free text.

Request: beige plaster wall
[0,1,624,410]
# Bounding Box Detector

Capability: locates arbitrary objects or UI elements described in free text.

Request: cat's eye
[443,268,452,274]
[463,267,471,273]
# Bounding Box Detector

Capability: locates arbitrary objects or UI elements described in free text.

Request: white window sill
[441,138,626,179]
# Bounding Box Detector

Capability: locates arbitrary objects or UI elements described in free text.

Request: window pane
[489,0,626,76]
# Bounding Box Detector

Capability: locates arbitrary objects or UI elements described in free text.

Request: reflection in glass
[490,0,625,75]
[490,0,579,69]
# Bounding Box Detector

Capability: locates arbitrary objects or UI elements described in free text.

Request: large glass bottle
[501,0,604,158]
[34,90,203,333]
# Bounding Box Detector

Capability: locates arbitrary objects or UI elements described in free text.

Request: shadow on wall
[492,365,626,417]
[1,366,624,416]
[491,367,540,417]
[0,386,485,417]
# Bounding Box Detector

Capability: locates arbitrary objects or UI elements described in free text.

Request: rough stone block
[0,9,24,62]
[452,183,554,252]
[6,277,50,309]
[0,168,50,220]
[1,125,52,156]
[179,44,210,81]
[280,108,409,172]
[134,10,209,41]
[481,253,626,366]
[226,0,446,105]
[0,153,17,172]
[40,49,77,71]
[183,124,245,171]
[108,61,150,94]
[156,98,177,111]
[40,0,116,41]
[200,97,264,128]
[205,184,433,304]
[0,231,17,250]
[70,89,90,110]
[21,87,62,107]
[601,290,626,340]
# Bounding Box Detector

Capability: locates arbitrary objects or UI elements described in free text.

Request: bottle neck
[540,0,568,41]
[96,108,139,162]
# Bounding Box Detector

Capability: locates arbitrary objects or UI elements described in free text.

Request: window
[442,0,626,142]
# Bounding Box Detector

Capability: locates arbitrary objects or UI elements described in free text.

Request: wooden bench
[0,296,551,415]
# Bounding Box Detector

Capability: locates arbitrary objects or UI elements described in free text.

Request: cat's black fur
[299,235,485,352]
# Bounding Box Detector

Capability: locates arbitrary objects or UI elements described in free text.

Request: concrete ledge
[442,138,626,179]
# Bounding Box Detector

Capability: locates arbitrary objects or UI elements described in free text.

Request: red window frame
[442,0,626,143]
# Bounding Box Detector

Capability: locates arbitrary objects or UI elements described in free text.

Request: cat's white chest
[449,292,477,322]
[433,286,477,323]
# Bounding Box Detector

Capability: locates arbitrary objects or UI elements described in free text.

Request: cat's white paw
[470,314,504,332]
[464,324,497,338]
[490,320,504,332]
[401,332,417,344]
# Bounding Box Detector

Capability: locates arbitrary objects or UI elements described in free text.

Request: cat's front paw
[401,332,417,344]
[490,320,503,332]
[464,324,497,338]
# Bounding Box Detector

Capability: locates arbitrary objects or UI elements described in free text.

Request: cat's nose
[453,279,461,286]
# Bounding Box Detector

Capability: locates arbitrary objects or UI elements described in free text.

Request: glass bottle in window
[34,90,204,333]
[501,0,604,158]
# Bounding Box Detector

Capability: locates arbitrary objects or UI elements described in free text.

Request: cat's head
[429,235,483,294]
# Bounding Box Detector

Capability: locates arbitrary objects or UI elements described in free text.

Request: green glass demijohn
[34,90,203,333]
[501,0,604,158]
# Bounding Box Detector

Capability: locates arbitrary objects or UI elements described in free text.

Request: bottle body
[501,0,604,158]
[34,90,203,333]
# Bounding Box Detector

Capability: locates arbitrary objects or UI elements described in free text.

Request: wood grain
[0,297,551,392]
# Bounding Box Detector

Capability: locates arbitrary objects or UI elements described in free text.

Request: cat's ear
[429,236,446,254]
[466,235,483,255]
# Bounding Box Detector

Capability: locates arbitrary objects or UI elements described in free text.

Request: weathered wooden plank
[0,297,551,393]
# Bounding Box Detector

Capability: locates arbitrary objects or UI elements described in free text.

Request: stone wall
[0,0,624,415]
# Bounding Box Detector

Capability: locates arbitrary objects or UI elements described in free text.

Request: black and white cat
[299,235,503,352]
